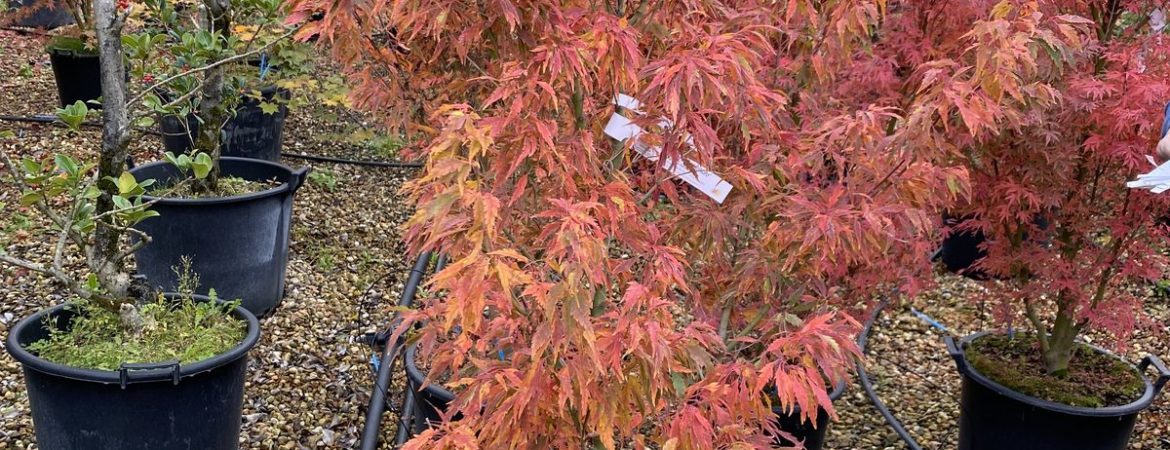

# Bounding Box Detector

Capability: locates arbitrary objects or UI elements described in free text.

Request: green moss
[26,293,246,371]
[967,335,1145,408]
[151,176,278,199]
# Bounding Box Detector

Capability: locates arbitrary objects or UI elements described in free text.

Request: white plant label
[1126,158,1170,194]
[604,95,733,204]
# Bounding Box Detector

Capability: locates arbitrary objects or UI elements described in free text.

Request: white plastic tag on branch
[604,94,733,204]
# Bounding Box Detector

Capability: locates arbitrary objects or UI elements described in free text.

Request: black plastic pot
[47,47,103,109]
[159,87,290,162]
[4,294,261,449]
[771,380,847,450]
[4,0,73,29]
[939,214,989,280]
[130,157,309,317]
[945,332,1170,450]
[404,344,458,436]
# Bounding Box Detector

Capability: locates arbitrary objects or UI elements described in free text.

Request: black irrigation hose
[0,114,165,136]
[360,251,433,450]
[282,151,423,169]
[391,255,447,446]
[2,115,422,168]
[857,301,925,450]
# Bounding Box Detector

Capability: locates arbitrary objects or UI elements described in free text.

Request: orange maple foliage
[288,1,967,448]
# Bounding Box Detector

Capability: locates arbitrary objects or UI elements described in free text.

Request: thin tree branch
[125,26,301,108]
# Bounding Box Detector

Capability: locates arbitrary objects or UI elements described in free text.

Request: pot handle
[289,166,311,193]
[1140,355,1170,397]
[944,335,967,372]
[119,359,181,389]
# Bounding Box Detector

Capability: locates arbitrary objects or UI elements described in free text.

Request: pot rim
[46,46,99,58]
[950,331,1156,417]
[133,157,306,206]
[5,294,260,386]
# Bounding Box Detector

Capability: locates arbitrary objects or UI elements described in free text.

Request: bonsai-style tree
[289,0,966,448]
[0,0,289,320]
[915,0,1170,377]
[1,0,151,310]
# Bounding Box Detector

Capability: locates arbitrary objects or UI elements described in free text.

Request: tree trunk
[191,0,231,193]
[91,0,133,304]
[1041,307,1079,377]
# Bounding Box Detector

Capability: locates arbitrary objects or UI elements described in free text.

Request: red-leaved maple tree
[917,0,1170,377]
[287,1,969,448]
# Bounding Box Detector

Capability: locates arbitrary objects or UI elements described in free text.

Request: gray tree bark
[91,0,135,303]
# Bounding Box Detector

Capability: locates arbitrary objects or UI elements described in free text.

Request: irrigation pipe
[856,300,925,450]
[360,251,433,450]
[1,114,423,168]
[281,151,422,169]
[0,114,164,136]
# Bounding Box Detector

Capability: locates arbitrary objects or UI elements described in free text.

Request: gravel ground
[2,28,1169,450]
[0,29,419,449]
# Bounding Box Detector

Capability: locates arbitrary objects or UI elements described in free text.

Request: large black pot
[945,332,1170,450]
[4,0,73,29]
[771,380,847,450]
[130,157,309,317]
[404,344,458,436]
[159,87,290,162]
[4,294,261,449]
[47,47,103,109]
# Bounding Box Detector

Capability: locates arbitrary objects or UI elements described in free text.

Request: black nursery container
[47,48,103,109]
[939,214,988,279]
[945,332,1170,450]
[160,87,290,162]
[130,157,309,316]
[404,344,458,436]
[4,0,73,29]
[771,380,847,450]
[4,295,261,449]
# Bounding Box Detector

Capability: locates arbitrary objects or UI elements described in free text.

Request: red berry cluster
[143,74,154,83]
[116,0,129,10]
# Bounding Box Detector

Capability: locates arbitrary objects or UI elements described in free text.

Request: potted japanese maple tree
[906,2,1170,450]
[1,0,259,447]
[291,1,965,448]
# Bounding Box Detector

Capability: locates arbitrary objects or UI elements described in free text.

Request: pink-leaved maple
[287,1,970,448]
[916,0,1170,376]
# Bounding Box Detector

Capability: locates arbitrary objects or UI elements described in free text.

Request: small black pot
[945,332,1170,450]
[47,47,103,109]
[404,344,458,436]
[130,157,309,317]
[159,87,290,162]
[4,0,74,29]
[4,294,261,449]
[771,380,847,450]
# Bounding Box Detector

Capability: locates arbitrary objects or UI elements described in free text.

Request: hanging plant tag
[604,94,733,204]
